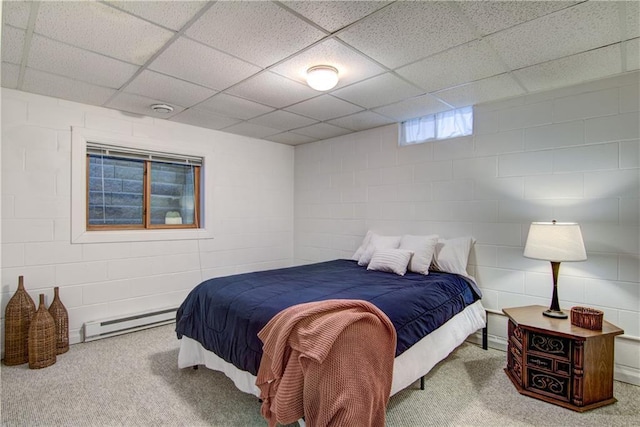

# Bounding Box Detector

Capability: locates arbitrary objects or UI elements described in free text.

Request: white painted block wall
[1,88,294,346]
[294,72,640,384]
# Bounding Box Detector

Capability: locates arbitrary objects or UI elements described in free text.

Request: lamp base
[543,309,568,319]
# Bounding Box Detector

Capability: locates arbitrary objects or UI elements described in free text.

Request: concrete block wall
[294,72,640,384]
[1,88,294,346]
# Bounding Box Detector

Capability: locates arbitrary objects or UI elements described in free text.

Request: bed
[175,258,487,397]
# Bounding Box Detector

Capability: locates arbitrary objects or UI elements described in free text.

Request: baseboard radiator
[83,307,178,342]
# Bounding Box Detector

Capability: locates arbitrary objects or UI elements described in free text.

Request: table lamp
[523,220,587,318]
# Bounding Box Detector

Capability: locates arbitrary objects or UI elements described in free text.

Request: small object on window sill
[165,211,182,225]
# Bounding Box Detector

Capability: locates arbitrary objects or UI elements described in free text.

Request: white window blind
[400,106,473,146]
[86,142,203,166]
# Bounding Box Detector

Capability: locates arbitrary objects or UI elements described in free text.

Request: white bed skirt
[178,300,486,397]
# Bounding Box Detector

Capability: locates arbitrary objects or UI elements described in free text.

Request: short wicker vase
[28,294,57,369]
[4,276,36,366]
[48,287,69,354]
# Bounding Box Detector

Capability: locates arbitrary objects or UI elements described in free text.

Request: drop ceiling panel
[197,93,275,120]
[222,122,282,139]
[34,2,174,65]
[2,26,25,64]
[626,2,640,39]
[227,71,320,109]
[170,108,241,131]
[28,35,139,89]
[264,132,317,146]
[332,73,423,109]
[104,0,207,31]
[23,68,117,106]
[281,1,391,33]
[327,111,395,132]
[106,92,185,118]
[434,74,525,108]
[270,39,385,89]
[373,94,451,122]
[248,110,318,131]
[456,1,578,37]
[286,95,364,121]
[2,1,31,29]
[486,1,621,70]
[396,40,508,93]
[292,123,352,140]
[149,37,261,91]
[515,45,623,93]
[185,1,326,68]
[338,1,477,69]
[124,70,216,108]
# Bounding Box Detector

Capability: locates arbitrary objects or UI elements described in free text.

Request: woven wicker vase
[3,276,36,366]
[48,287,69,354]
[28,294,57,369]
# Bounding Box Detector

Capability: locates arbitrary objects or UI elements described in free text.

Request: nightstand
[503,305,624,412]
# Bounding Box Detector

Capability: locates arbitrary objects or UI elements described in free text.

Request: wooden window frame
[86,155,201,231]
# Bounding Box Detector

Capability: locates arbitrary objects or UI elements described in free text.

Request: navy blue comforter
[176,259,481,376]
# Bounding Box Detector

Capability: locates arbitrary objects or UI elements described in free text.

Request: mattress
[178,299,486,397]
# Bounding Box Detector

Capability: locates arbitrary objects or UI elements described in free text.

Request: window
[399,106,473,146]
[86,143,201,230]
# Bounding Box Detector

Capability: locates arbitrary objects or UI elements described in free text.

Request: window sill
[71,227,213,244]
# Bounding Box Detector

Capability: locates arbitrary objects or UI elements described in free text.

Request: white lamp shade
[306,65,339,91]
[524,222,587,262]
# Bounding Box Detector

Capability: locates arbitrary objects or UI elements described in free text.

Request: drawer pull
[527,355,552,370]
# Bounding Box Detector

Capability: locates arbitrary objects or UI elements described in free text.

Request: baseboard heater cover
[83,307,178,342]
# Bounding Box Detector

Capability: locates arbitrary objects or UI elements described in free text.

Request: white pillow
[358,234,402,266]
[351,230,373,261]
[431,236,475,276]
[399,234,439,275]
[367,249,414,276]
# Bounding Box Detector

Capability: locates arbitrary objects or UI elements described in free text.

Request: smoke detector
[150,104,174,114]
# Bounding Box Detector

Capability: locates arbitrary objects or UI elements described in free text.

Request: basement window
[399,106,473,146]
[86,143,201,230]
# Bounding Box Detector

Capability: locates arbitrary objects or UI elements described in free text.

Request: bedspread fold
[256,299,396,427]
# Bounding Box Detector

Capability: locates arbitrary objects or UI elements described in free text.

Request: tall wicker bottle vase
[48,287,69,354]
[4,276,36,365]
[28,294,56,369]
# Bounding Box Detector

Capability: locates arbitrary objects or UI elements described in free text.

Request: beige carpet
[1,324,638,426]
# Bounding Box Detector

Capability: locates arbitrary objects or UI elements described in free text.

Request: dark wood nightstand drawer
[510,337,522,355]
[555,360,571,376]
[508,320,522,345]
[527,332,571,360]
[507,344,522,382]
[527,368,571,402]
[526,354,573,377]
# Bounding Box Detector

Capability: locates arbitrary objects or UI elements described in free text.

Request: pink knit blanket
[256,299,397,427]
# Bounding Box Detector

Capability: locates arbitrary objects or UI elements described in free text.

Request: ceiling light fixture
[306,65,339,91]
[150,103,174,114]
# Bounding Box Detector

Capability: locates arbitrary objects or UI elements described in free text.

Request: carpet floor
[1,324,638,426]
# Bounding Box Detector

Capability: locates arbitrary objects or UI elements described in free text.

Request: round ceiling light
[150,103,174,114]
[306,65,339,91]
